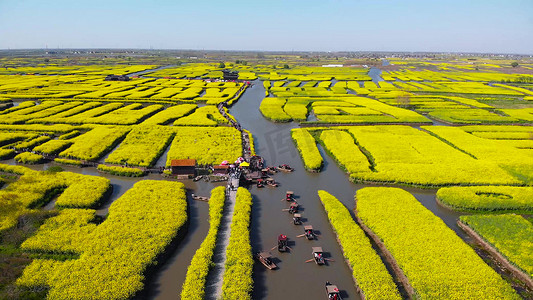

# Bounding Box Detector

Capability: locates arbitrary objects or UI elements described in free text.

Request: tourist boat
[288,201,299,214]
[304,225,315,240]
[293,213,302,225]
[325,281,342,300]
[257,179,264,188]
[278,164,294,172]
[312,247,325,265]
[191,193,209,202]
[283,191,294,201]
[278,234,289,252]
[255,251,277,270]
[266,178,279,187]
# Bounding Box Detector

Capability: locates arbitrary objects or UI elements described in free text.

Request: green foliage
[356,187,519,299]
[318,190,400,300]
[460,214,533,278]
[291,128,323,171]
[222,187,253,300]
[181,187,225,300]
[97,164,145,177]
[437,186,533,212]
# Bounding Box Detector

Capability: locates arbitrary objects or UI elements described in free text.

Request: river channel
[3,73,527,299]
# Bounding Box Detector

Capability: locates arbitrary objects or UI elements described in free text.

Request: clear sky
[1,0,532,54]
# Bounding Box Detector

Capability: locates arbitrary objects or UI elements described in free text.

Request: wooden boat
[293,213,302,225]
[288,201,299,214]
[278,234,289,252]
[325,281,342,300]
[278,164,294,172]
[191,193,209,202]
[256,251,277,270]
[304,225,315,240]
[256,179,264,188]
[266,178,279,187]
[283,191,294,201]
[312,247,325,265]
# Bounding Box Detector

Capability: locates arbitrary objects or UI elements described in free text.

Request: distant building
[170,159,197,176]
[321,64,343,68]
[104,74,130,81]
[222,69,239,81]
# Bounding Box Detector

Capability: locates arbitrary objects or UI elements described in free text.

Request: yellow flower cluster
[318,190,401,300]
[105,125,175,167]
[437,186,533,212]
[141,104,197,125]
[173,106,229,126]
[97,164,145,177]
[460,214,533,278]
[33,139,73,155]
[318,130,371,174]
[14,152,44,164]
[259,97,292,122]
[222,187,253,300]
[181,186,226,299]
[17,180,188,300]
[291,128,323,171]
[59,125,131,161]
[0,164,110,231]
[165,127,242,166]
[356,187,519,299]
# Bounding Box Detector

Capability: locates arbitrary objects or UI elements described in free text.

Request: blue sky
[1,0,532,54]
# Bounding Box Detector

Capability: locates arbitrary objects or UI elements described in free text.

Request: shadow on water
[249,194,267,300]
[142,192,210,300]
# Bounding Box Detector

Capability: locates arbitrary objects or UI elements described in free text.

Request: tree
[283,64,290,69]
[511,62,519,68]
[396,93,411,107]
[218,62,226,68]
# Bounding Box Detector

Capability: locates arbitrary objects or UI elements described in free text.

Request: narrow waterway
[3,73,528,299]
[228,79,487,299]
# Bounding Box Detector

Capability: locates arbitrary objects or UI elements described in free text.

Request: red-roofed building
[170,159,197,176]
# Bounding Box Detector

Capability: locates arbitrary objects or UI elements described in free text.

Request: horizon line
[0,48,532,57]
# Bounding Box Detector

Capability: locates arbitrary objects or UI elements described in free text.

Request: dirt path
[353,207,415,299]
[457,220,533,290]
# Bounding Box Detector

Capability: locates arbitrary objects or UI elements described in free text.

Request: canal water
[228,80,470,300]
[3,74,527,299]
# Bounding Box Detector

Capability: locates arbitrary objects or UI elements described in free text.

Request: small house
[170,159,197,176]
[104,74,130,81]
[222,69,239,81]
[213,165,229,175]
